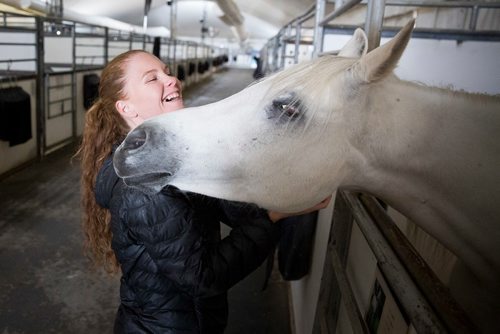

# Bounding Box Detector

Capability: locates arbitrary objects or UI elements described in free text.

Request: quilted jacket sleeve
[125,188,280,298]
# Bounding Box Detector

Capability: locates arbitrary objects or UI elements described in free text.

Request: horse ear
[354,19,415,82]
[338,28,368,58]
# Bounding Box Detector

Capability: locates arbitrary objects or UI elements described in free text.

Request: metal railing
[312,191,478,333]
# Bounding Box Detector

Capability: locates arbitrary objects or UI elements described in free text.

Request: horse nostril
[124,128,147,151]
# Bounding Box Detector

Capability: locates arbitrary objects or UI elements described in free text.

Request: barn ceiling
[5,0,498,51]
[63,0,315,44]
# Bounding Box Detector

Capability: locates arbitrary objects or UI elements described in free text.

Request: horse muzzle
[113,124,180,193]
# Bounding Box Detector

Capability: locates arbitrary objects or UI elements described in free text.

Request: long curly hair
[77,50,147,273]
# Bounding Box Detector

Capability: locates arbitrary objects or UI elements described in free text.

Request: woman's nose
[161,73,177,86]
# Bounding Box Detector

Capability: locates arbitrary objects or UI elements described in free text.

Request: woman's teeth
[164,92,180,102]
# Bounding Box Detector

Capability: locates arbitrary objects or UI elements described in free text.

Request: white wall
[0,31,36,72]
[289,34,500,334]
[394,37,500,94]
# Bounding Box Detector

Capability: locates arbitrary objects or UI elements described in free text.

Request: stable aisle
[0,67,291,334]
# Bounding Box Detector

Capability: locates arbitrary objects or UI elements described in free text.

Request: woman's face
[117,52,184,129]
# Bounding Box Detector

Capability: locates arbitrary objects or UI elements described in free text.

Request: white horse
[114,20,500,333]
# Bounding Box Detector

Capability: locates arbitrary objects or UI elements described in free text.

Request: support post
[364,0,386,51]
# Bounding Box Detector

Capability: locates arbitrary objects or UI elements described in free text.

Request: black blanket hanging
[0,86,32,147]
[177,64,185,81]
[188,62,195,76]
[152,37,161,58]
[278,211,318,280]
[262,211,318,290]
[83,74,100,109]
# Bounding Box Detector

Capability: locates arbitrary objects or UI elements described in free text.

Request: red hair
[76,50,147,273]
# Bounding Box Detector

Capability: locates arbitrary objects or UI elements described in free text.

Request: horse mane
[398,77,500,104]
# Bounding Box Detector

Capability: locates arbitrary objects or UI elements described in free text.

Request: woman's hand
[267,195,332,223]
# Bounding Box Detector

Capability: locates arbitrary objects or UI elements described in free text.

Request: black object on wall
[198,61,205,74]
[188,62,195,76]
[83,74,100,109]
[0,86,32,147]
[278,211,318,280]
[253,56,264,79]
[153,37,161,58]
[177,64,185,81]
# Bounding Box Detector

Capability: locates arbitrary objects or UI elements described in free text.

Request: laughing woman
[77,50,330,334]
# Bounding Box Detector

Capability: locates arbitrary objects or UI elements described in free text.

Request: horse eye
[266,91,304,123]
[280,104,299,118]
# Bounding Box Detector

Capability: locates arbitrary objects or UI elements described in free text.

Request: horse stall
[0,6,225,180]
[0,12,39,176]
[257,1,500,334]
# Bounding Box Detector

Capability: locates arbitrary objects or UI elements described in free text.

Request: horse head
[113,20,414,212]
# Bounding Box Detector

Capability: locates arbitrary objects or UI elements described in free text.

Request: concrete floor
[0,67,291,334]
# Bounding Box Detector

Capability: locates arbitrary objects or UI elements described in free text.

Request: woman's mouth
[163,92,181,103]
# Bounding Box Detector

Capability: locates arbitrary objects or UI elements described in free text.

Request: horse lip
[122,172,172,191]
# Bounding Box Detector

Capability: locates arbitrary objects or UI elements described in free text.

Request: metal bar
[294,21,301,64]
[75,55,105,59]
[280,26,290,69]
[297,11,316,25]
[35,17,45,160]
[469,5,479,31]
[383,0,500,9]
[0,26,37,32]
[329,192,355,332]
[48,97,72,104]
[313,192,355,334]
[71,21,77,139]
[359,194,479,334]
[0,58,37,63]
[329,245,370,334]
[318,1,500,32]
[364,0,386,51]
[323,24,500,41]
[75,43,106,47]
[312,0,326,58]
[313,256,334,334]
[104,27,109,64]
[341,191,447,334]
[74,32,106,38]
[283,4,316,28]
[0,42,37,46]
[319,0,362,26]
[48,83,72,89]
[47,108,73,119]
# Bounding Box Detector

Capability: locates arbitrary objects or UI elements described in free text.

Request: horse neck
[352,77,499,198]
[346,77,500,277]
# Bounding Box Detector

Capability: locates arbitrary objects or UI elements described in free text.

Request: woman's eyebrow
[142,65,169,78]
[142,69,158,78]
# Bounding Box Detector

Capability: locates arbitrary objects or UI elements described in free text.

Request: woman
[78,50,330,333]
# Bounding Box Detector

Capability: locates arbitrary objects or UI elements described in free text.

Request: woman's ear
[116,101,137,119]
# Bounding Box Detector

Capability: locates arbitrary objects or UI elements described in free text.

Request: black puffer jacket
[95,155,280,333]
